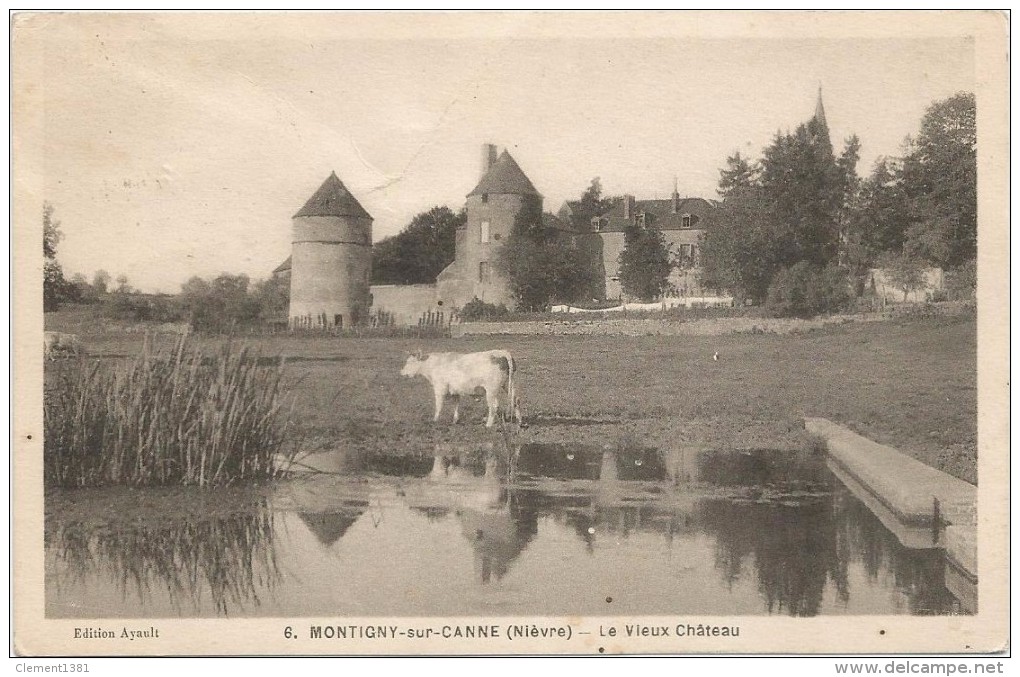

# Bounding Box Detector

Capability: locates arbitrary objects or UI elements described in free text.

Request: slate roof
[294,172,372,219]
[467,151,541,198]
[595,196,716,232]
[273,256,292,274]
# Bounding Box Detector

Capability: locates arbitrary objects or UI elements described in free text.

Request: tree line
[702,91,976,315]
[43,207,290,332]
[43,91,976,323]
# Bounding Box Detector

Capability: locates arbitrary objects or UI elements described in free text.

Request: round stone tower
[289,172,372,329]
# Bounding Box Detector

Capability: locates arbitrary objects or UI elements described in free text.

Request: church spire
[811,84,831,147]
[814,84,827,128]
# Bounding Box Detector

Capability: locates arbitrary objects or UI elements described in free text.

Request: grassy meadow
[50,310,978,484]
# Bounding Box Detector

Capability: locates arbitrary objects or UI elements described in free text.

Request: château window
[481,193,489,203]
[636,213,646,228]
[591,218,601,233]
[480,221,490,243]
[479,261,490,283]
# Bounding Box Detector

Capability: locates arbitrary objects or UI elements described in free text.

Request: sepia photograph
[11,10,1009,657]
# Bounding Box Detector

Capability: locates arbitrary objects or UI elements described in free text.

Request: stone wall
[453,314,883,337]
[370,284,447,326]
[866,267,944,303]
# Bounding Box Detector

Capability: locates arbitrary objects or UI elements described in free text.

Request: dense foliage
[495,190,600,311]
[371,205,464,284]
[457,297,511,321]
[703,91,976,314]
[43,203,71,311]
[618,223,673,301]
[765,261,850,318]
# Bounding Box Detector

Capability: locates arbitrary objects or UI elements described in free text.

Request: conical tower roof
[294,172,372,219]
[467,151,541,198]
[273,255,292,274]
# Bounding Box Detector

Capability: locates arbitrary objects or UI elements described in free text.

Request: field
[51,311,978,484]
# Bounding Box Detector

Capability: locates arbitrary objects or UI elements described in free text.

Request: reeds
[44,337,292,487]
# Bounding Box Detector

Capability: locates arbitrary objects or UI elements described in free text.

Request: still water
[45,445,971,618]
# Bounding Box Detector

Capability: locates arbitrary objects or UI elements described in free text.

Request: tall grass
[44,337,292,487]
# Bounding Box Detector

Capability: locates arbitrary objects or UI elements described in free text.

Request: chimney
[622,195,635,221]
[481,143,498,178]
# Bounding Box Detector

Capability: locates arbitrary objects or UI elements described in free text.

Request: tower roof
[273,255,292,274]
[467,151,541,198]
[294,172,372,219]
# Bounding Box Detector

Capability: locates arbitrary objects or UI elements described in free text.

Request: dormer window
[682,214,692,228]
[636,213,646,228]
[591,217,601,233]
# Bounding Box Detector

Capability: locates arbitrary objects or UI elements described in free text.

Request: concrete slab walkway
[805,417,977,580]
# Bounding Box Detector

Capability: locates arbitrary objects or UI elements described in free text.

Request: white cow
[401,350,520,427]
[44,331,84,359]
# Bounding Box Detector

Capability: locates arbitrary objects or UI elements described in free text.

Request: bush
[944,259,976,301]
[457,297,511,322]
[766,262,851,318]
[105,293,185,323]
[44,338,291,487]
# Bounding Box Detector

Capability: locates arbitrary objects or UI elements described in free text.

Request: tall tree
[717,152,759,199]
[371,206,465,284]
[496,209,597,310]
[702,105,852,303]
[618,224,672,302]
[114,274,132,294]
[43,202,68,311]
[758,121,843,268]
[566,177,616,231]
[179,273,261,332]
[852,158,910,258]
[899,92,976,267]
[92,269,111,295]
[701,187,786,304]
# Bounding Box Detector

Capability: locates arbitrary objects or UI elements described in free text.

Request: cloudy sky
[16,12,976,293]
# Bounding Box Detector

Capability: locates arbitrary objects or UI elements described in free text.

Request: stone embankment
[455,314,873,337]
[453,302,972,337]
[805,417,977,582]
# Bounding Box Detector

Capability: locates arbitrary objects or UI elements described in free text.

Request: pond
[44,445,973,618]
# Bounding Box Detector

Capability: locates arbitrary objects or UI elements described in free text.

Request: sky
[17,13,976,293]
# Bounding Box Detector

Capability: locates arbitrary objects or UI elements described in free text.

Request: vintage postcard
[12,10,1009,656]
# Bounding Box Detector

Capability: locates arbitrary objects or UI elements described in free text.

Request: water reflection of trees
[458,473,965,614]
[833,490,963,615]
[48,502,278,617]
[698,497,850,616]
